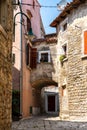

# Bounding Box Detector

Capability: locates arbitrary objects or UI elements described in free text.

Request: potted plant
[59,55,66,65]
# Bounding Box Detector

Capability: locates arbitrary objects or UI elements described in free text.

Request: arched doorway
[31,79,59,116]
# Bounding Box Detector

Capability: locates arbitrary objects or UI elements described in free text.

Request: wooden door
[48,95,55,112]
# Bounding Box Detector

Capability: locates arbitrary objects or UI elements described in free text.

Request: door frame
[45,93,58,113]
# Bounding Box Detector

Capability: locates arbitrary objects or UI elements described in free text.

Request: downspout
[20,0,23,116]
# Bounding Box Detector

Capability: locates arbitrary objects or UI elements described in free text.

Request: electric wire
[13,3,58,8]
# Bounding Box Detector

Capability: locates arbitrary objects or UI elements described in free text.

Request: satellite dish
[57,0,67,10]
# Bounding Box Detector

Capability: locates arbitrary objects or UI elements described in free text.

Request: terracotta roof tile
[32,33,57,44]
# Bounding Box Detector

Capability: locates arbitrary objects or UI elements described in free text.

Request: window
[62,43,67,58]
[12,53,15,64]
[83,31,87,55]
[38,51,51,63]
[60,18,68,32]
[63,23,67,31]
[0,0,7,29]
[40,53,48,62]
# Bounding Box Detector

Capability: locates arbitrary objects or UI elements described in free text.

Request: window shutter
[26,44,29,65]
[27,18,31,32]
[84,31,87,54]
[30,48,37,69]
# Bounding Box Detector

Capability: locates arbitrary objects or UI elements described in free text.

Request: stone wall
[58,1,87,121]
[31,41,58,83]
[0,0,13,129]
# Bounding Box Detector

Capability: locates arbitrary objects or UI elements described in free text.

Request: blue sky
[38,0,72,34]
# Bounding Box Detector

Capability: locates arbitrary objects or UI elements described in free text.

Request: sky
[38,0,72,34]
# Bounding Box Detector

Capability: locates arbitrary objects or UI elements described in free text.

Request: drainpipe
[20,0,23,116]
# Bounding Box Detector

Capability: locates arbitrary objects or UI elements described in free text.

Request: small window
[12,53,15,64]
[62,44,67,58]
[40,53,48,62]
[60,18,68,32]
[63,23,67,31]
[38,51,51,63]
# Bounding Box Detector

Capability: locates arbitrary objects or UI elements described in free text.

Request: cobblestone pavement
[12,115,87,130]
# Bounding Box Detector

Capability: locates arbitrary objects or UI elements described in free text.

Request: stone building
[50,0,87,121]
[31,33,59,115]
[12,0,45,117]
[0,0,13,129]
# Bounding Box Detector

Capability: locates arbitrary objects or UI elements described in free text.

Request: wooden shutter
[27,18,31,32]
[30,48,37,69]
[26,44,29,65]
[84,31,87,54]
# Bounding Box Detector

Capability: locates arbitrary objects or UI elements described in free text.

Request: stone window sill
[0,25,8,39]
[63,57,68,62]
[81,55,87,60]
[38,62,51,64]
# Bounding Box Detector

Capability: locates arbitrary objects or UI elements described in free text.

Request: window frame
[38,50,51,63]
[60,18,68,32]
[61,42,68,59]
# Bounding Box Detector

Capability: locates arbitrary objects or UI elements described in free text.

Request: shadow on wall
[12,67,20,90]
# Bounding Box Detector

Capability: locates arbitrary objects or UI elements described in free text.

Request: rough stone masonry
[0,0,13,129]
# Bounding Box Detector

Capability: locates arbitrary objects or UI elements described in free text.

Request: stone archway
[31,79,59,115]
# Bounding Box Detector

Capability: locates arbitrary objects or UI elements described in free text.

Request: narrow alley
[12,115,87,130]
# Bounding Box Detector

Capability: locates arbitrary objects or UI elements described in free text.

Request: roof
[45,33,57,43]
[50,0,86,27]
[32,33,57,44]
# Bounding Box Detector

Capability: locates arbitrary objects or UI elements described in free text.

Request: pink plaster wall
[13,0,42,118]
[22,0,41,117]
[22,0,41,38]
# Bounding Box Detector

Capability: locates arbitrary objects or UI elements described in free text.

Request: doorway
[48,95,55,112]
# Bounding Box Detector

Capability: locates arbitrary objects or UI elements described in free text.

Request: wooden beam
[60,16,66,19]
[66,10,70,14]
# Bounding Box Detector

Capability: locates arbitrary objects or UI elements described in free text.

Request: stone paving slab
[12,116,87,130]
